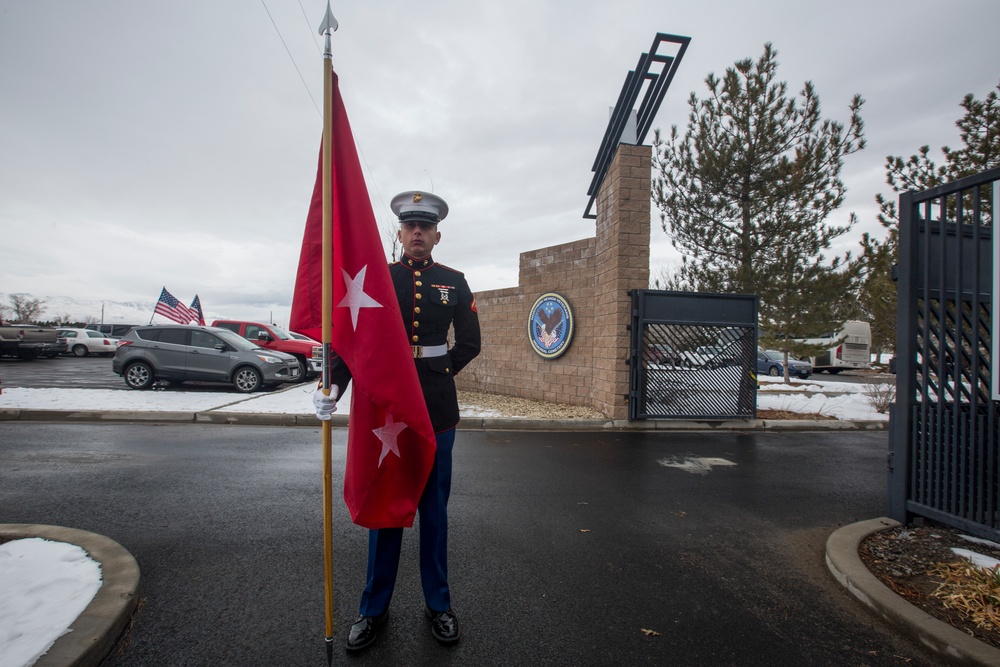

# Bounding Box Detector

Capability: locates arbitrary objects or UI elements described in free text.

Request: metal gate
[629,290,758,420]
[889,166,1000,542]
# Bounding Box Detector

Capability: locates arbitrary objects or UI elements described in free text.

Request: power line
[296,0,323,55]
[262,1,394,240]
[260,0,321,118]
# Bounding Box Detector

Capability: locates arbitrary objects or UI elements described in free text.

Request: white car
[57,328,118,357]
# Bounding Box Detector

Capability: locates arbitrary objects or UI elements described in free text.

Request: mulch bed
[859,524,1000,650]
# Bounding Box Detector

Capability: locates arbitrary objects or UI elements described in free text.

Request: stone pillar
[592,143,651,420]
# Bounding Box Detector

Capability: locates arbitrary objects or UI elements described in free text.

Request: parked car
[645,343,680,366]
[56,327,118,357]
[757,349,812,379]
[112,324,301,392]
[696,345,738,368]
[85,323,140,339]
[0,324,65,359]
[211,320,322,380]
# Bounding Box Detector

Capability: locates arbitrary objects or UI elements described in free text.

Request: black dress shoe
[424,606,460,644]
[345,611,388,652]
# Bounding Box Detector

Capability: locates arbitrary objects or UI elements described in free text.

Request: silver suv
[112,325,300,392]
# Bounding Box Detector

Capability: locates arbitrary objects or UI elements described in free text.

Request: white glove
[312,386,339,420]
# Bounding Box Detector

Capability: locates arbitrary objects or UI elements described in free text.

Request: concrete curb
[826,517,1000,666]
[0,524,140,667]
[0,408,888,431]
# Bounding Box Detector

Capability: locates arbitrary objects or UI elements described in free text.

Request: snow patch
[0,538,102,667]
[658,456,737,475]
[950,548,1000,572]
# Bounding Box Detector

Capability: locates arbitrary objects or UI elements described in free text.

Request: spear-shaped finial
[318,1,338,58]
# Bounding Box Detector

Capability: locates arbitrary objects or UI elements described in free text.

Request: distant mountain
[40,295,159,324]
[0,293,221,325]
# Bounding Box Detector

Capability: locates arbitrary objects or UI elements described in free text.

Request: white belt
[412,344,448,359]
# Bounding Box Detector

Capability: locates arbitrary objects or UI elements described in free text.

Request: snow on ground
[0,383,350,415]
[0,375,894,420]
[950,548,1000,571]
[755,376,892,421]
[0,539,102,667]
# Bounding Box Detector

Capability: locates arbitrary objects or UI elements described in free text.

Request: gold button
[414,271,422,277]
[445,368,450,373]
[413,321,420,328]
[412,335,419,342]
[414,307,421,314]
[415,281,423,287]
[415,293,422,300]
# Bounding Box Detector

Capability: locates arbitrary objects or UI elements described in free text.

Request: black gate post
[888,190,916,523]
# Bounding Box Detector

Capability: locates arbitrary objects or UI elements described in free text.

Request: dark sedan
[757,349,812,379]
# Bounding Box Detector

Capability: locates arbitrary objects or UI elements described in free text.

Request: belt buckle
[413,346,423,359]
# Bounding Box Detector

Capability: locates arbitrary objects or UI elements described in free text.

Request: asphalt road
[1,423,937,666]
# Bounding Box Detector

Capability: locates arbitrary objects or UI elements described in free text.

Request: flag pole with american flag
[153,287,198,325]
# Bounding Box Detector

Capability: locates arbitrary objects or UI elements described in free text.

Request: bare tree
[649,263,693,291]
[381,217,401,261]
[9,293,46,323]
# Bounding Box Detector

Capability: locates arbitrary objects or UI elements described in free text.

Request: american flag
[154,287,196,324]
[190,295,206,326]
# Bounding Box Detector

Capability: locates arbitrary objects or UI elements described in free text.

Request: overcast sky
[2,0,997,324]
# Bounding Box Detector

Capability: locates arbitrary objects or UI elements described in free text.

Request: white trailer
[799,320,871,374]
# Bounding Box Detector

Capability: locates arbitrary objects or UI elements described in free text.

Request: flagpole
[318,4,338,665]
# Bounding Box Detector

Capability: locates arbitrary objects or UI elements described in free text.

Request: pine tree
[856,81,1000,355]
[652,44,865,380]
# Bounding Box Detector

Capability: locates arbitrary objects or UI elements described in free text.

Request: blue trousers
[358,428,455,616]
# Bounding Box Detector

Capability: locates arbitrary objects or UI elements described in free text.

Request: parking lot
[0,354,123,390]
[0,354,303,393]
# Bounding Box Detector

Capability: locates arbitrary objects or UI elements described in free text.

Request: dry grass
[930,561,1000,633]
[458,390,606,420]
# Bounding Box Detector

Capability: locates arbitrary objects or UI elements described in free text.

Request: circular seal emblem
[527,292,574,359]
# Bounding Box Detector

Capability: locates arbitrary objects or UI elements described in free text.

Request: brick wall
[456,144,651,420]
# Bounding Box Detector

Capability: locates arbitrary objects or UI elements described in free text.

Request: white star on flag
[373,413,408,467]
[338,265,382,330]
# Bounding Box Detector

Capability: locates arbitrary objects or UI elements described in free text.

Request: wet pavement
[0,422,942,666]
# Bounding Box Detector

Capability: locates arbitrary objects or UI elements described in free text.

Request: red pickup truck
[211,320,322,381]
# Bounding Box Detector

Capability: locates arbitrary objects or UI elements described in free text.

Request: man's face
[398,220,440,259]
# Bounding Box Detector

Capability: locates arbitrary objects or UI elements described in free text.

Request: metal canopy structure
[584,32,690,219]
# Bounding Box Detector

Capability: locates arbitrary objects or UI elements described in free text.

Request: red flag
[290,70,436,530]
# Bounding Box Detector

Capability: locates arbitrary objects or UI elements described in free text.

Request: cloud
[2,0,997,320]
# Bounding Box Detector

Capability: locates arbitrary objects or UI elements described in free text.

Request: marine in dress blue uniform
[328,190,481,652]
